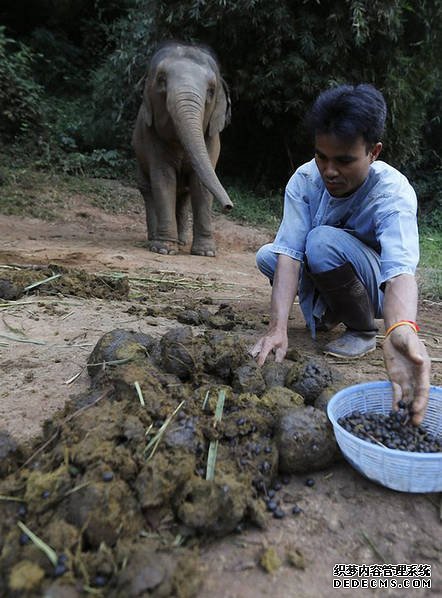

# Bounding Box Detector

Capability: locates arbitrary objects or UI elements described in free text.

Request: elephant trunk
[171,93,233,211]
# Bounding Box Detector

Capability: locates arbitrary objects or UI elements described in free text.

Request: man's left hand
[383,326,431,425]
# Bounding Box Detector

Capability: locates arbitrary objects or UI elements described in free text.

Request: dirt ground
[0,181,441,598]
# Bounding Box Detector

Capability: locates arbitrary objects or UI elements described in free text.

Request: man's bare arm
[251,255,301,366]
[382,274,431,424]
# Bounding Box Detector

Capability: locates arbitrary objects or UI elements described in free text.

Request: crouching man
[251,83,431,424]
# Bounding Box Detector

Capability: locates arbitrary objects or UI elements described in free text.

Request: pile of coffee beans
[338,401,442,452]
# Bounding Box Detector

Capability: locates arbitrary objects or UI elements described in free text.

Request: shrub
[0,26,45,139]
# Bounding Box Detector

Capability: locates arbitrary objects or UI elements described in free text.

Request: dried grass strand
[17,521,58,566]
[206,389,226,481]
[144,400,185,461]
[23,273,62,292]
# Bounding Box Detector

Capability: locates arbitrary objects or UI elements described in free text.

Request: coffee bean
[54,564,67,577]
[339,410,442,452]
[93,576,107,587]
[273,507,285,519]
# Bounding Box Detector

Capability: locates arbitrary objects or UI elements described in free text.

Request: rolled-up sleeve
[377,191,419,285]
[272,171,312,262]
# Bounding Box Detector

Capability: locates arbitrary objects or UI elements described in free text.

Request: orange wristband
[384,320,420,339]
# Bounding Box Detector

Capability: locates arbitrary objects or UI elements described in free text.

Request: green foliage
[89,0,442,186]
[0,27,45,139]
[417,226,442,300]
[28,27,85,92]
[412,169,442,229]
[219,185,282,228]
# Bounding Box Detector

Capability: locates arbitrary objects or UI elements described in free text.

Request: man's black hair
[306,84,387,146]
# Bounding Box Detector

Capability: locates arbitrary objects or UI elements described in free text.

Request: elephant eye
[207,85,216,100]
[156,72,167,89]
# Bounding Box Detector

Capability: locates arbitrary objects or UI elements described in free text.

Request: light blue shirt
[273,158,419,284]
[271,159,419,334]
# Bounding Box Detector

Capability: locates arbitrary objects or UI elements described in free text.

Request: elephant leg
[136,165,158,244]
[148,165,180,255]
[189,176,216,257]
[176,188,191,246]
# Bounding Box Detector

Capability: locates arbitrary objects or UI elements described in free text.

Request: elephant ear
[142,85,153,127]
[209,78,231,137]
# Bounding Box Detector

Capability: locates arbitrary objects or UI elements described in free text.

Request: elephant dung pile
[0,265,129,301]
[0,325,340,596]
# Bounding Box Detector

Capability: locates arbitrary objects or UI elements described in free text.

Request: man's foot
[323,330,376,359]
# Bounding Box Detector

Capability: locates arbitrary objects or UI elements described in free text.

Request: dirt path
[0,186,441,597]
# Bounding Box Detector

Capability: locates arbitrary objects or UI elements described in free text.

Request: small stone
[102,472,114,482]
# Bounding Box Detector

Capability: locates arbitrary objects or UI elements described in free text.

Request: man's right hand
[249,327,288,366]
[251,254,300,367]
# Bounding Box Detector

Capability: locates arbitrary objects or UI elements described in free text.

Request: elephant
[132,41,233,257]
